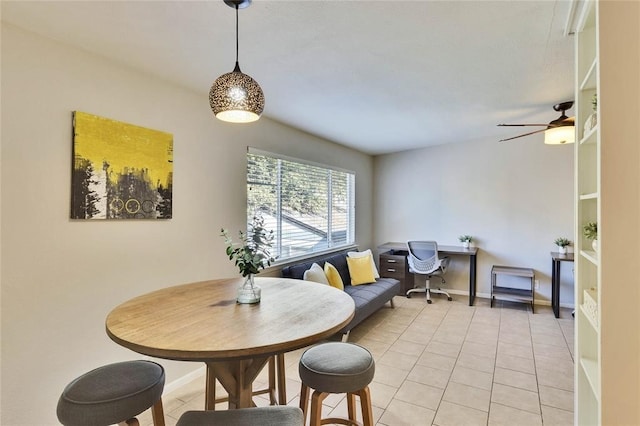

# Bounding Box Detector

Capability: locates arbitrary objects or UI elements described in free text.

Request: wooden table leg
[276,353,287,405]
[205,363,217,410]
[206,357,270,409]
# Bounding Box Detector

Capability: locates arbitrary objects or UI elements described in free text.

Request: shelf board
[579,125,598,145]
[492,286,533,297]
[580,58,598,91]
[579,357,600,400]
[579,192,598,200]
[579,304,599,332]
[580,249,598,265]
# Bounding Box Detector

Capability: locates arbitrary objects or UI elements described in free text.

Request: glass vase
[237,274,261,304]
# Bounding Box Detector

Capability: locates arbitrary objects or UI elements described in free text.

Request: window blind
[247,149,355,262]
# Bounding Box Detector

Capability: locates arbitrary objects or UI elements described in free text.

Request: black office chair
[406,241,452,304]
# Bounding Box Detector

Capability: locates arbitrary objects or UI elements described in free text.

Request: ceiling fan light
[209,69,264,123]
[544,125,575,145]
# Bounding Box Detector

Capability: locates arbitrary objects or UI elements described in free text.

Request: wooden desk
[378,242,479,306]
[106,277,355,410]
[550,252,574,318]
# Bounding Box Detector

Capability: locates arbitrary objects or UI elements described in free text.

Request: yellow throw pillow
[347,249,380,279]
[323,262,344,291]
[347,255,376,285]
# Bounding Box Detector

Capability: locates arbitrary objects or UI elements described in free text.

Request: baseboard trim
[444,289,575,309]
[163,365,205,396]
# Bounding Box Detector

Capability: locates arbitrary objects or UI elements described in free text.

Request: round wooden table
[106,277,355,409]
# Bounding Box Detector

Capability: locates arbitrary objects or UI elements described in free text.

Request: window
[247,149,355,262]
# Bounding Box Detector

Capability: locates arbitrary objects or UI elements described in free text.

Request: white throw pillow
[303,263,330,285]
[347,249,380,279]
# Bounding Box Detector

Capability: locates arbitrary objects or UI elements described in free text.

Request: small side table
[550,252,574,318]
[491,265,536,312]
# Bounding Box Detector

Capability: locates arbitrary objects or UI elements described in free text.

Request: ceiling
[1,1,575,155]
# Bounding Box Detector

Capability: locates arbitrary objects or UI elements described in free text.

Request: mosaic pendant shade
[210,0,264,124]
[209,62,264,123]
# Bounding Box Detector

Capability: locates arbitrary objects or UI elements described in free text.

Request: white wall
[0,24,374,425]
[373,137,574,305]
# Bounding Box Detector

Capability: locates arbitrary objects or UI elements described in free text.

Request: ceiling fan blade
[497,123,550,127]
[499,128,547,142]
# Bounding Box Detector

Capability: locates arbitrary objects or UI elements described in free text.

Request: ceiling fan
[497,101,575,144]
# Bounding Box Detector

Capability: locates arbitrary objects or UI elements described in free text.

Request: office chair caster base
[406,294,411,299]
[427,299,432,304]
[447,297,452,301]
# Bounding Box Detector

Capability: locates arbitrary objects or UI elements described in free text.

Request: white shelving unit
[574,1,640,424]
[574,0,600,424]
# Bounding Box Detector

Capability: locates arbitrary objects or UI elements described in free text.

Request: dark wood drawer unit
[379,250,412,295]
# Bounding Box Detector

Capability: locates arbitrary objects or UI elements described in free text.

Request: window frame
[247,147,356,265]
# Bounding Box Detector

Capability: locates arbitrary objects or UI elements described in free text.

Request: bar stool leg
[357,387,373,426]
[151,399,166,426]
[346,392,357,423]
[309,390,329,426]
[299,383,310,424]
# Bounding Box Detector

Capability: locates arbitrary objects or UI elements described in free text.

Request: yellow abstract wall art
[71,111,173,219]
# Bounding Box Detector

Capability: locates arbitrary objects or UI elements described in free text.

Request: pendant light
[209,0,264,123]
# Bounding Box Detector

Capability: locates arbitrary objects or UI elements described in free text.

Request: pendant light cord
[235,5,240,68]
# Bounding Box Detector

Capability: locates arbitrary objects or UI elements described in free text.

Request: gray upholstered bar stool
[57,360,165,426]
[299,342,375,426]
[177,406,303,426]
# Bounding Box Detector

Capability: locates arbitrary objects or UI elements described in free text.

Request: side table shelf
[490,265,535,312]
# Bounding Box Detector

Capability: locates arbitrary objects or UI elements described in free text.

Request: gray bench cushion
[177,406,303,426]
[342,278,399,333]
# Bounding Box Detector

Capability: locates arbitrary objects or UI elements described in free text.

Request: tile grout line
[429,301,458,425]
[529,303,545,424]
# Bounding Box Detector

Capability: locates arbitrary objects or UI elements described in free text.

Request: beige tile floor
[138,295,575,426]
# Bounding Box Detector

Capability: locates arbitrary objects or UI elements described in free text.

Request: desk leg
[469,254,477,306]
[552,260,560,318]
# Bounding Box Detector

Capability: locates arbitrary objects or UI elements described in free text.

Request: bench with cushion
[281,249,401,341]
